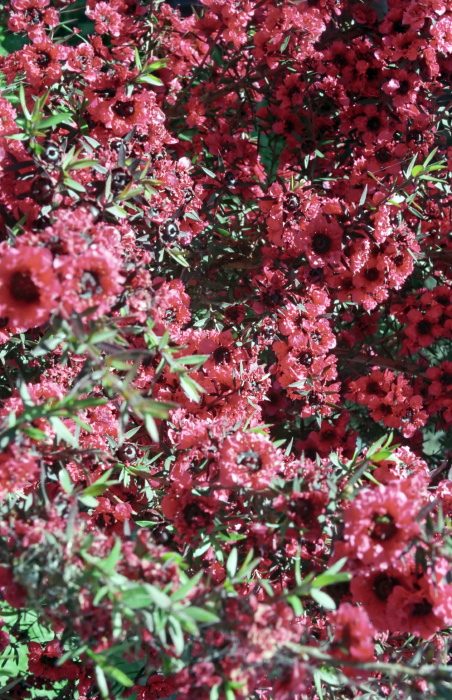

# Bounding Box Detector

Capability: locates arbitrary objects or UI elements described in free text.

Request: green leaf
[144,59,168,71]
[179,375,204,403]
[99,538,122,575]
[36,113,73,129]
[68,159,99,170]
[136,74,163,86]
[144,413,159,442]
[287,595,304,616]
[166,247,190,267]
[423,146,438,168]
[49,416,78,447]
[78,494,99,509]
[226,548,238,578]
[103,664,134,688]
[143,583,172,609]
[95,665,109,699]
[182,606,220,623]
[59,468,73,494]
[168,616,185,655]
[4,133,27,140]
[311,572,351,588]
[171,571,203,603]
[173,354,209,367]
[22,426,48,441]
[405,152,418,178]
[19,85,32,120]
[63,177,86,193]
[310,589,336,610]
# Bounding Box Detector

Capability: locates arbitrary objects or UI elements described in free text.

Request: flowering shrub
[0,0,452,697]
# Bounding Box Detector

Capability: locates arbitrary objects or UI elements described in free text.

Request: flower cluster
[0,0,451,697]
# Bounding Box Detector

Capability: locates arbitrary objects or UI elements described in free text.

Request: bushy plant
[0,0,451,698]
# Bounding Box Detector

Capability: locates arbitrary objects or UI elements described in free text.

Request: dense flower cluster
[0,0,451,697]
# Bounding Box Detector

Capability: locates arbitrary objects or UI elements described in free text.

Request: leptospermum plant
[0,0,451,698]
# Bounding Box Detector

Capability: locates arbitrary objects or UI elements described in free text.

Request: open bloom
[57,247,123,318]
[0,245,61,333]
[329,603,375,663]
[341,481,423,569]
[218,431,282,490]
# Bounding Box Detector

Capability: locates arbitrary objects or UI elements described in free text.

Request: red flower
[0,245,61,333]
[86,1,124,37]
[20,39,66,87]
[218,431,282,490]
[0,449,38,498]
[329,602,375,663]
[0,618,10,653]
[28,640,79,681]
[9,0,59,40]
[58,247,123,318]
[341,482,422,569]
[350,564,408,632]
[0,97,18,136]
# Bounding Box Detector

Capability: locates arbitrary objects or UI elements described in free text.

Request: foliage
[0,0,451,698]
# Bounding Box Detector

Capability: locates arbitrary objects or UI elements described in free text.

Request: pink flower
[218,431,282,490]
[58,247,123,318]
[329,603,375,663]
[0,245,60,333]
[341,481,422,569]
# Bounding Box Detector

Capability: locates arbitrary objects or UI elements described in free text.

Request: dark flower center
[364,267,380,282]
[284,193,300,211]
[370,513,398,541]
[308,267,324,283]
[113,101,135,118]
[375,147,392,164]
[237,449,262,471]
[96,88,117,99]
[151,525,173,545]
[42,142,60,164]
[10,271,40,304]
[261,289,283,307]
[164,308,177,323]
[297,351,313,366]
[213,346,231,365]
[407,129,423,144]
[26,8,43,24]
[292,498,314,521]
[367,116,381,132]
[398,80,410,95]
[366,380,383,395]
[183,502,207,525]
[80,270,102,297]
[312,232,333,255]
[372,573,400,601]
[40,654,58,668]
[416,319,432,336]
[36,51,52,68]
[111,169,129,193]
[411,598,433,617]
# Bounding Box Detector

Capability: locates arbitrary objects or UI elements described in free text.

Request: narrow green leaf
[49,416,77,447]
[36,113,73,129]
[226,548,238,578]
[171,571,203,603]
[310,588,336,610]
[95,665,109,699]
[182,606,220,623]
